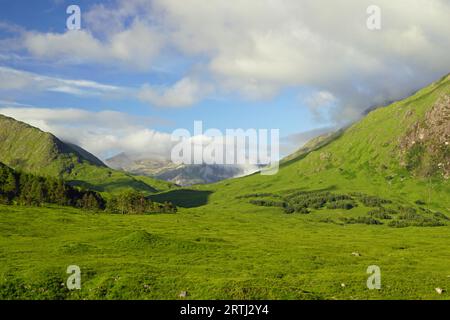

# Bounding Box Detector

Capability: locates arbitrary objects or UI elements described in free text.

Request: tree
[29,179,45,206]
[2,171,18,201]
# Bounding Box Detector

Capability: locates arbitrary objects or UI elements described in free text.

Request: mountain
[0,114,105,174]
[196,73,450,212]
[155,163,252,186]
[0,115,173,194]
[106,153,181,176]
[106,153,256,186]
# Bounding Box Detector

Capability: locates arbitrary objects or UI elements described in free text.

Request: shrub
[294,206,310,214]
[326,200,356,210]
[358,195,392,207]
[434,211,450,221]
[284,207,295,214]
[107,190,177,214]
[237,193,278,199]
[342,216,383,225]
[368,210,392,220]
[388,220,410,228]
[249,199,286,208]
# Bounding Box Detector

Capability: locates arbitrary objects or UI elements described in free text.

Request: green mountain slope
[281,129,345,165]
[0,115,173,194]
[198,74,450,212]
[0,114,105,174]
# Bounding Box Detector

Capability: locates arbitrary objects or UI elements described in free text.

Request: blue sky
[0,0,449,159]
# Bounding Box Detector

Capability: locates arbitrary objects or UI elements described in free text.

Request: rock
[435,288,445,294]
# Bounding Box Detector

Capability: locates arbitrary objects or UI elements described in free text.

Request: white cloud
[23,20,163,70]
[0,66,124,97]
[304,91,337,110]
[280,127,336,156]
[0,66,209,108]
[303,91,338,122]
[138,77,211,108]
[4,0,450,118]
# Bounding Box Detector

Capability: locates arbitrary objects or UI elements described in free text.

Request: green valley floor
[1,197,450,300]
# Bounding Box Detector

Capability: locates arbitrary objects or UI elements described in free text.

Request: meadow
[1,190,450,300]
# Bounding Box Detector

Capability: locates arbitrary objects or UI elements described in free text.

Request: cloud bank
[4,0,448,118]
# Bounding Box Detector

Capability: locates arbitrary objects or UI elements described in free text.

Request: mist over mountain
[106,152,260,186]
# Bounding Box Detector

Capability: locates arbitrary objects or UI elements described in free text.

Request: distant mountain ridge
[106,153,257,186]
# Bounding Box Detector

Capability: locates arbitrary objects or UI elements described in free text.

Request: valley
[0,74,449,300]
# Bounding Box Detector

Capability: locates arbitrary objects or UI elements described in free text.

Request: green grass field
[1,192,450,300]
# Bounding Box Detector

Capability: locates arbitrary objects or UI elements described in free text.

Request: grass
[1,200,450,300]
[67,164,175,195]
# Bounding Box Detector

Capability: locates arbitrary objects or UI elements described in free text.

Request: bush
[107,190,177,214]
[342,216,383,225]
[358,195,392,207]
[294,206,310,214]
[434,211,450,221]
[388,220,410,228]
[249,199,287,208]
[326,200,356,210]
[368,210,392,220]
[237,193,279,199]
[397,206,417,214]
[284,207,295,214]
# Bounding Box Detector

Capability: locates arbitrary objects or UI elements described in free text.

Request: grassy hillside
[198,74,450,212]
[0,115,173,195]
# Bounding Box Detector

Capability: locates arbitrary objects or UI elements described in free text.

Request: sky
[0,0,449,160]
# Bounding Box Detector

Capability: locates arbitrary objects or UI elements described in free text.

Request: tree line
[0,163,176,214]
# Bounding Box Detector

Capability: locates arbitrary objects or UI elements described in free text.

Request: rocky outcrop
[399,94,450,179]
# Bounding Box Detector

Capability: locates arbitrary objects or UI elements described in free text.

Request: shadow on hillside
[69,179,157,193]
[149,189,213,208]
[69,180,103,192]
[97,179,157,193]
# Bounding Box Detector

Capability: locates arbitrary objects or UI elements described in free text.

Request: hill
[194,74,450,215]
[0,115,173,194]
